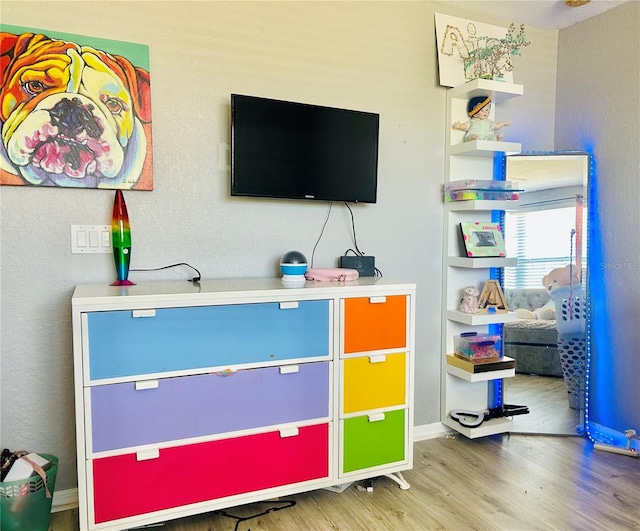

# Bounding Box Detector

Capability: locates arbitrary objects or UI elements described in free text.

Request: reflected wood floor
[506,374,582,435]
[50,434,640,531]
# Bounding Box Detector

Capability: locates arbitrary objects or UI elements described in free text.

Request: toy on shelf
[444,179,521,202]
[446,189,520,202]
[515,265,579,320]
[477,280,508,314]
[455,332,502,360]
[452,96,510,142]
[459,286,480,314]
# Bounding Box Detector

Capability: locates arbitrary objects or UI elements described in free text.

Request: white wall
[555,1,640,434]
[0,1,557,491]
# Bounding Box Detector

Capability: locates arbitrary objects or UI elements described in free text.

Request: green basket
[0,454,58,531]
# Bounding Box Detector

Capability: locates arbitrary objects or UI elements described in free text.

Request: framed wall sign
[460,222,506,257]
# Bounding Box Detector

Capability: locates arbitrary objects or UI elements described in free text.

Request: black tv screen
[231,94,379,203]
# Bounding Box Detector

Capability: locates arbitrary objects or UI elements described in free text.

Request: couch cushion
[505,288,550,312]
[504,323,562,377]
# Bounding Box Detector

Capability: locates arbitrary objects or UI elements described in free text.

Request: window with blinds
[504,206,582,289]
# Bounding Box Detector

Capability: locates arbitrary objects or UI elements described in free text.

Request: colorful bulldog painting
[0,26,153,190]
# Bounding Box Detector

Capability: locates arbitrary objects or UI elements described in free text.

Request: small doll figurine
[452,96,511,142]
[459,286,480,314]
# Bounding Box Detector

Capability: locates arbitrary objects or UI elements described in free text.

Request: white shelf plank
[446,310,516,326]
[449,140,522,157]
[444,416,513,438]
[446,200,520,212]
[445,364,515,382]
[447,257,518,268]
[447,79,524,103]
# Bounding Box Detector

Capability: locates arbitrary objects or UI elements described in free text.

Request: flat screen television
[231,94,379,203]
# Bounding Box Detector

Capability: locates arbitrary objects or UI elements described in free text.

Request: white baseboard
[52,424,449,514]
[413,421,453,441]
[52,487,78,512]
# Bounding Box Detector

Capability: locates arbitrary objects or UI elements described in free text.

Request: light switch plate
[71,225,111,254]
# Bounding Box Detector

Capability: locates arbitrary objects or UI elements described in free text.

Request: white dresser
[72,278,416,530]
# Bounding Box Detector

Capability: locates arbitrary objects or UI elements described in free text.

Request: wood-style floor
[50,434,640,530]
[506,374,582,435]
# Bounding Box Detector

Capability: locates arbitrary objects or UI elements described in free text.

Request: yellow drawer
[343,353,406,414]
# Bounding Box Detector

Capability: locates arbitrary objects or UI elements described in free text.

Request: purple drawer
[88,362,330,455]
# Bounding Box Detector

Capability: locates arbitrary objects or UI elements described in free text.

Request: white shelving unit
[441,79,523,439]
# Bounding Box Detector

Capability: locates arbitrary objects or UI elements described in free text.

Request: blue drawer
[86,300,330,381]
[89,362,330,454]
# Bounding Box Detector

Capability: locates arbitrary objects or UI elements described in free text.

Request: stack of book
[446,354,515,374]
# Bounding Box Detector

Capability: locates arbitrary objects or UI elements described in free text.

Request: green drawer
[342,409,405,473]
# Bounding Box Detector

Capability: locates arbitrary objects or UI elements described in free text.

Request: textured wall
[0,1,557,491]
[556,1,640,436]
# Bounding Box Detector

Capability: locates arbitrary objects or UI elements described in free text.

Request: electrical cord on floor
[213,499,297,531]
[129,262,202,283]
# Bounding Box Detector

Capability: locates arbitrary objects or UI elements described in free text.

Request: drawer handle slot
[279,427,300,438]
[280,365,300,374]
[369,296,387,304]
[369,355,386,364]
[135,380,159,390]
[132,309,156,318]
[136,449,160,461]
[279,301,299,310]
[368,413,386,423]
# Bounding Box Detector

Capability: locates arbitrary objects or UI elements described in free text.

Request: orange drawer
[343,295,407,354]
[91,424,329,524]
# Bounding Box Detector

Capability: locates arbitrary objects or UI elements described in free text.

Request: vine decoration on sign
[464,23,531,81]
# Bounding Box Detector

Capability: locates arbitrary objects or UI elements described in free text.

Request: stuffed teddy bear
[459,285,480,314]
[514,265,579,320]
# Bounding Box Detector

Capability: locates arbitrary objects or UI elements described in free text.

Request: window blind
[504,206,583,289]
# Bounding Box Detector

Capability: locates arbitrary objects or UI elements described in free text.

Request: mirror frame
[500,151,593,436]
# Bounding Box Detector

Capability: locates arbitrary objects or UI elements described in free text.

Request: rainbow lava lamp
[110,189,135,286]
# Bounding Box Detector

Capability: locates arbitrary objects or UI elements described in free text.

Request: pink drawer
[91,423,329,524]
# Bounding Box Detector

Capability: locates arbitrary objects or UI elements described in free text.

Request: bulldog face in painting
[1,32,152,188]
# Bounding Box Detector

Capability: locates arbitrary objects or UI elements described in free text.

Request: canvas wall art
[434,13,513,87]
[0,25,153,190]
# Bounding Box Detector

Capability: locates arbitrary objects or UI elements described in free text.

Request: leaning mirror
[502,153,589,435]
